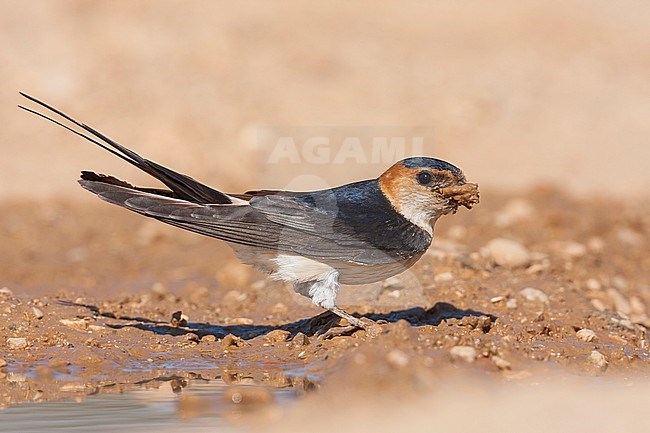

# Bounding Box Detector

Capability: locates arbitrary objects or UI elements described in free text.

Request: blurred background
[1,0,649,200]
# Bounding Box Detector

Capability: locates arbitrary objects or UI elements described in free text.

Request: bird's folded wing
[81,180,403,265]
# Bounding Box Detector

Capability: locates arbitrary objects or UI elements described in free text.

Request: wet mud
[0,188,648,426]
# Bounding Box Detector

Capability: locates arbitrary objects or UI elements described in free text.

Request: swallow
[19,93,479,331]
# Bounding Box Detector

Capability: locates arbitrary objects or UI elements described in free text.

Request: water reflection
[0,373,315,433]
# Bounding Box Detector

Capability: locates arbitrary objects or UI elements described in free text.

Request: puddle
[0,377,308,433]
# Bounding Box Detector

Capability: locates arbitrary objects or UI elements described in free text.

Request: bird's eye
[416,171,432,185]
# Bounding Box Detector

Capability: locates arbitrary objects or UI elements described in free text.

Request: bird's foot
[314,306,380,339]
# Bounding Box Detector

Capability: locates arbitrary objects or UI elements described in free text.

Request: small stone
[585,279,602,291]
[615,227,643,246]
[387,349,410,368]
[291,332,309,347]
[484,238,530,268]
[7,337,28,349]
[607,289,631,315]
[519,287,549,304]
[492,356,511,370]
[151,283,168,296]
[201,334,217,343]
[184,333,200,343]
[264,329,290,343]
[32,307,44,320]
[0,287,13,297]
[434,272,454,283]
[221,334,249,348]
[382,276,403,290]
[59,318,89,331]
[554,241,587,259]
[576,329,598,342]
[591,298,606,312]
[170,311,188,327]
[0,358,7,368]
[386,290,401,299]
[506,298,518,309]
[449,346,477,363]
[490,296,504,303]
[587,350,608,373]
[525,262,549,275]
[587,237,605,253]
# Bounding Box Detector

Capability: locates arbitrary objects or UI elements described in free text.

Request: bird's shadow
[60,300,495,340]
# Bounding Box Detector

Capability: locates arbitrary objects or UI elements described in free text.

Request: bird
[19,92,479,332]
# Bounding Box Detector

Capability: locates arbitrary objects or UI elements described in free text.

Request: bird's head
[378,157,479,234]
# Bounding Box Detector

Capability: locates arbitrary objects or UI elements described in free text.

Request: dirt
[1,187,648,415]
[0,1,649,429]
[440,182,480,209]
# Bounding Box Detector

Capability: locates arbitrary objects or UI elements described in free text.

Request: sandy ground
[1,1,649,431]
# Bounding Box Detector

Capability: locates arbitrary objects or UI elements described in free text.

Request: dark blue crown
[401,157,463,177]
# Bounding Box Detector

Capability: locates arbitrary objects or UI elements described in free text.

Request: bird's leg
[294,272,374,338]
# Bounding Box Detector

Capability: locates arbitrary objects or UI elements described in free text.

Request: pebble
[587,350,608,373]
[591,299,606,312]
[519,287,549,304]
[32,307,44,320]
[484,238,530,267]
[615,227,643,246]
[492,356,511,370]
[606,289,631,315]
[506,298,518,309]
[554,241,587,259]
[387,349,410,368]
[449,346,477,363]
[587,237,605,253]
[525,262,548,274]
[221,334,249,348]
[291,332,309,347]
[386,290,401,299]
[201,335,217,343]
[184,333,200,343]
[264,329,290,343]
[576,329,598,342]
[0,287,13,297]
[7,337,28,349]
[169,311,189,327]
[382,276,403,290]
[490,296,504,303]
[434,272,454,283]
[0,358,7,368]
[60,318,89,331]
[585,278,602,291]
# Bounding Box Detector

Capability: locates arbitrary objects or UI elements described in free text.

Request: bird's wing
[80,179,409,265]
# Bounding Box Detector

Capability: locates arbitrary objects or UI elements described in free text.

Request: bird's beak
[438,182,480,211]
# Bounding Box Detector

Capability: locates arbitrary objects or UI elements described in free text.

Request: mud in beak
[438,182,480,210]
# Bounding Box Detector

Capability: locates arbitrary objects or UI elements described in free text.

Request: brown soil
[1,188,648,416]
